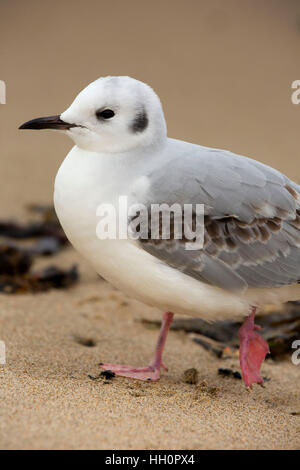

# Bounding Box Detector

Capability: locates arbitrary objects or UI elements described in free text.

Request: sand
[0,0,300,450]
[0,252,300,450]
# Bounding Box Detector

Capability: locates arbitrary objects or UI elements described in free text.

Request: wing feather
[134,142,300,290]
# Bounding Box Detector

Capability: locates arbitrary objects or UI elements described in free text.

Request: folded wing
[134,144,300,291]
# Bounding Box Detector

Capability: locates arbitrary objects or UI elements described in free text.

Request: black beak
[19,115,77,130]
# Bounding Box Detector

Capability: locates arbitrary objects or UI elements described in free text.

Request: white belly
[54,146,300,320]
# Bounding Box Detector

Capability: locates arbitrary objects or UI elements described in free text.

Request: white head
[20,76,167,153]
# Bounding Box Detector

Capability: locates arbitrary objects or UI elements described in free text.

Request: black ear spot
[131,110,148,133]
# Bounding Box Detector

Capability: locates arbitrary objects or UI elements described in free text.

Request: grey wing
[134,144,300,291]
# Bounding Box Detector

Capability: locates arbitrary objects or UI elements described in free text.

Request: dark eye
[96,109,115,120]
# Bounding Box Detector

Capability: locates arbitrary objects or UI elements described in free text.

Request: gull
[19,76,300,388]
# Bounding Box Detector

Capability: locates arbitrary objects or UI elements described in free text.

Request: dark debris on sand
[0,205,78,294]
[218,368,242,380]
[0,204,67,248]
[183,367,199,384]
[173,304,300,361]
[141,302,300,361]
[88,370,116,382]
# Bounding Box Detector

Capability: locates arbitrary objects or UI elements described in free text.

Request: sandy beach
[0,0,300,449]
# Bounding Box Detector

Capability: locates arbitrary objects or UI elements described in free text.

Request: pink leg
[239,307,269,388]
[100,312,174,381]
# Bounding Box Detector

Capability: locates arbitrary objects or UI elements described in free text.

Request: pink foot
[239,307,270,388]
[99,362,166,381]
[100,312,174,382]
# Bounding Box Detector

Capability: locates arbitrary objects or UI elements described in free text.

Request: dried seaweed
[0,204,67,248]
[141,302,300,360]
[184,303,300,360]
[218,368,242,380]
[0,263,78,294]
[0,244,32,276]
[0,205,78,294]
[26,237,62,256]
